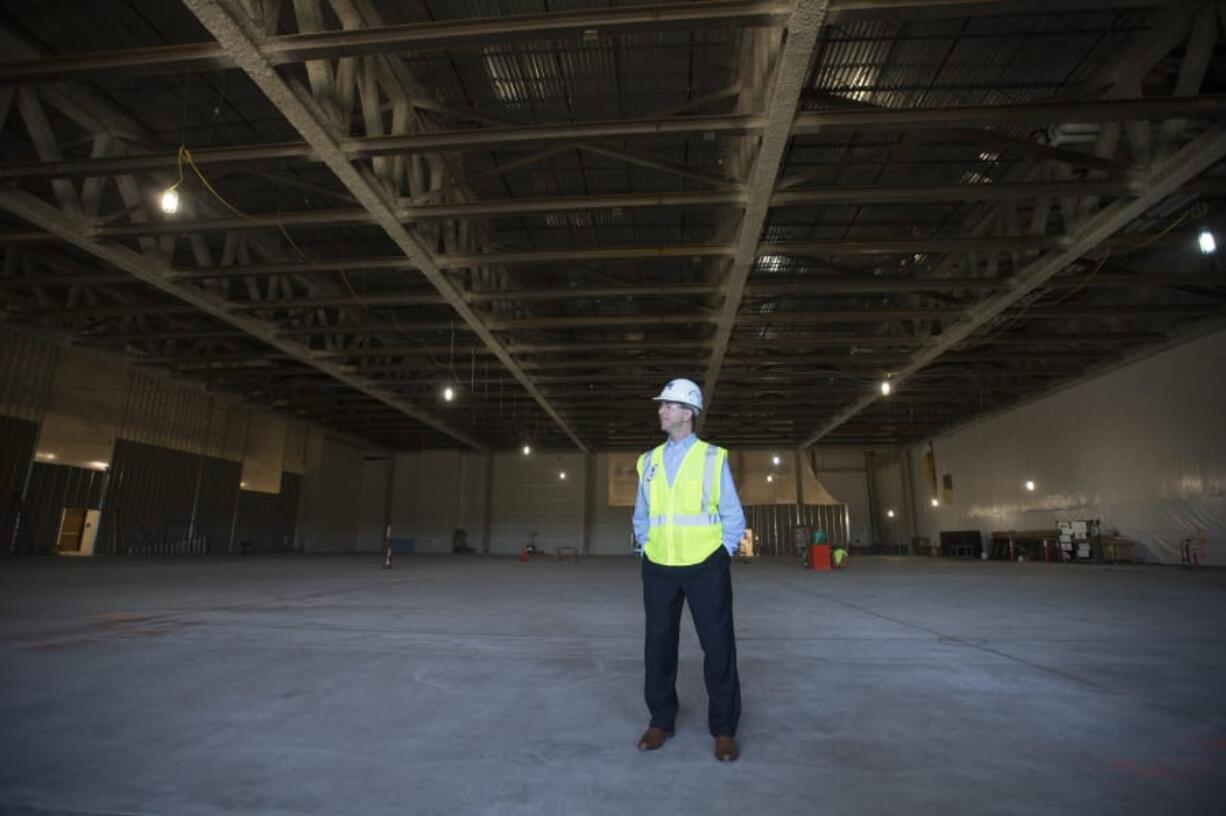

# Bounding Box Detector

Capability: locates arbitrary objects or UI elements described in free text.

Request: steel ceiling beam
[7,1,1093,87]
[172,257,414,280]
[0,115,765,181]
[0,188,484,449]
[0,2,795,85]
[761,236,1061,255]
[140,231,1201,277]
[481,308,959,331]
[790,96,1226,133]
[73,329,244,342]
[181,0,588,452]
[6,96,1225,182]
[435,235,1072,266]
[435,245,736,267]
[228,292,446,310]
[0,179,1162,243]
[0,1,1044,86]
[747,273,1226,294]
[800,122,1226,447]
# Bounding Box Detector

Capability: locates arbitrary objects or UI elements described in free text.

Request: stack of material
[1058,520,1099,561]
[990,530,1060,561]
[1098,533,1135,563]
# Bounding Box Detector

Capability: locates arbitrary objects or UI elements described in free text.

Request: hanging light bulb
[887,509,896,518]
[161,146,189,215]
[160,187,180,215]
[930,497,939,507]
[880,377,892,396]
[559,471,567,480]
[771,454,781,466]
[442,385,455,402]
[522,444,532,456]
[766,474,774,483]
[1198,228,1216,254]
[1025,479,1036,492]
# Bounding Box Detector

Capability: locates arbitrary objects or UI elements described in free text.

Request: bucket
[809,543,831,571]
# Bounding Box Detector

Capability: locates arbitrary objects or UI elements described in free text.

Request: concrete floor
[2,554,1224,816]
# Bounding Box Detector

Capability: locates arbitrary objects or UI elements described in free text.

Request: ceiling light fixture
[1198,228,1216,254]
[880,378,892,396]
[1025,480,1036,492]
[930,497,939,507]
[160,187,180,215]
[442,385,455,402]
[522,444,532,456]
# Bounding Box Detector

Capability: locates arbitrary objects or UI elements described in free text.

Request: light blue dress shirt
[632,433,746,558]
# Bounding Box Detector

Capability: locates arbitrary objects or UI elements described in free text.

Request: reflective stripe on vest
[636,439,725,566]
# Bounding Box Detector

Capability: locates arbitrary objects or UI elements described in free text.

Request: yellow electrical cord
[169,145,308,261]
[168,145,433,353]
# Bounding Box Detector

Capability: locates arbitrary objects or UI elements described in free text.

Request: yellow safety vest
[637,439,726,566]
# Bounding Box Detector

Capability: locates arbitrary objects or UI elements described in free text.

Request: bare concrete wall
[296,430,365,552]
[906,328,1226,564]
[489,451,586,555]
[356,456,392,553]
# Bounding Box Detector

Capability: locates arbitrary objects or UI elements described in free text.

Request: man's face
[657,400,692,434]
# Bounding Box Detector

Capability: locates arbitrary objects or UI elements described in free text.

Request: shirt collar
[665,433,698,451]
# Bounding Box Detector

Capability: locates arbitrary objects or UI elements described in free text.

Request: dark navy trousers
[641,546,742,737]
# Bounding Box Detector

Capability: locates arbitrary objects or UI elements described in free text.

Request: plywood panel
[37,352,126,469]
[241,411,286,494]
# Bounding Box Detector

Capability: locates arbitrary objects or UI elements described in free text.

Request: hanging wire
[447,321,456,385]
[168,146,443,368]
[970,204,1201,346]
[178,71,190,146]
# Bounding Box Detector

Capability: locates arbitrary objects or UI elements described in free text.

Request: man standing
[632,378,746,762]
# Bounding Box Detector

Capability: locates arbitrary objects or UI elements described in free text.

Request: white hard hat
[653,378,703,413]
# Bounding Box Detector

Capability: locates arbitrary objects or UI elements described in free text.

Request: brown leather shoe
[636,726,673,751]
[714,735,739,762]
